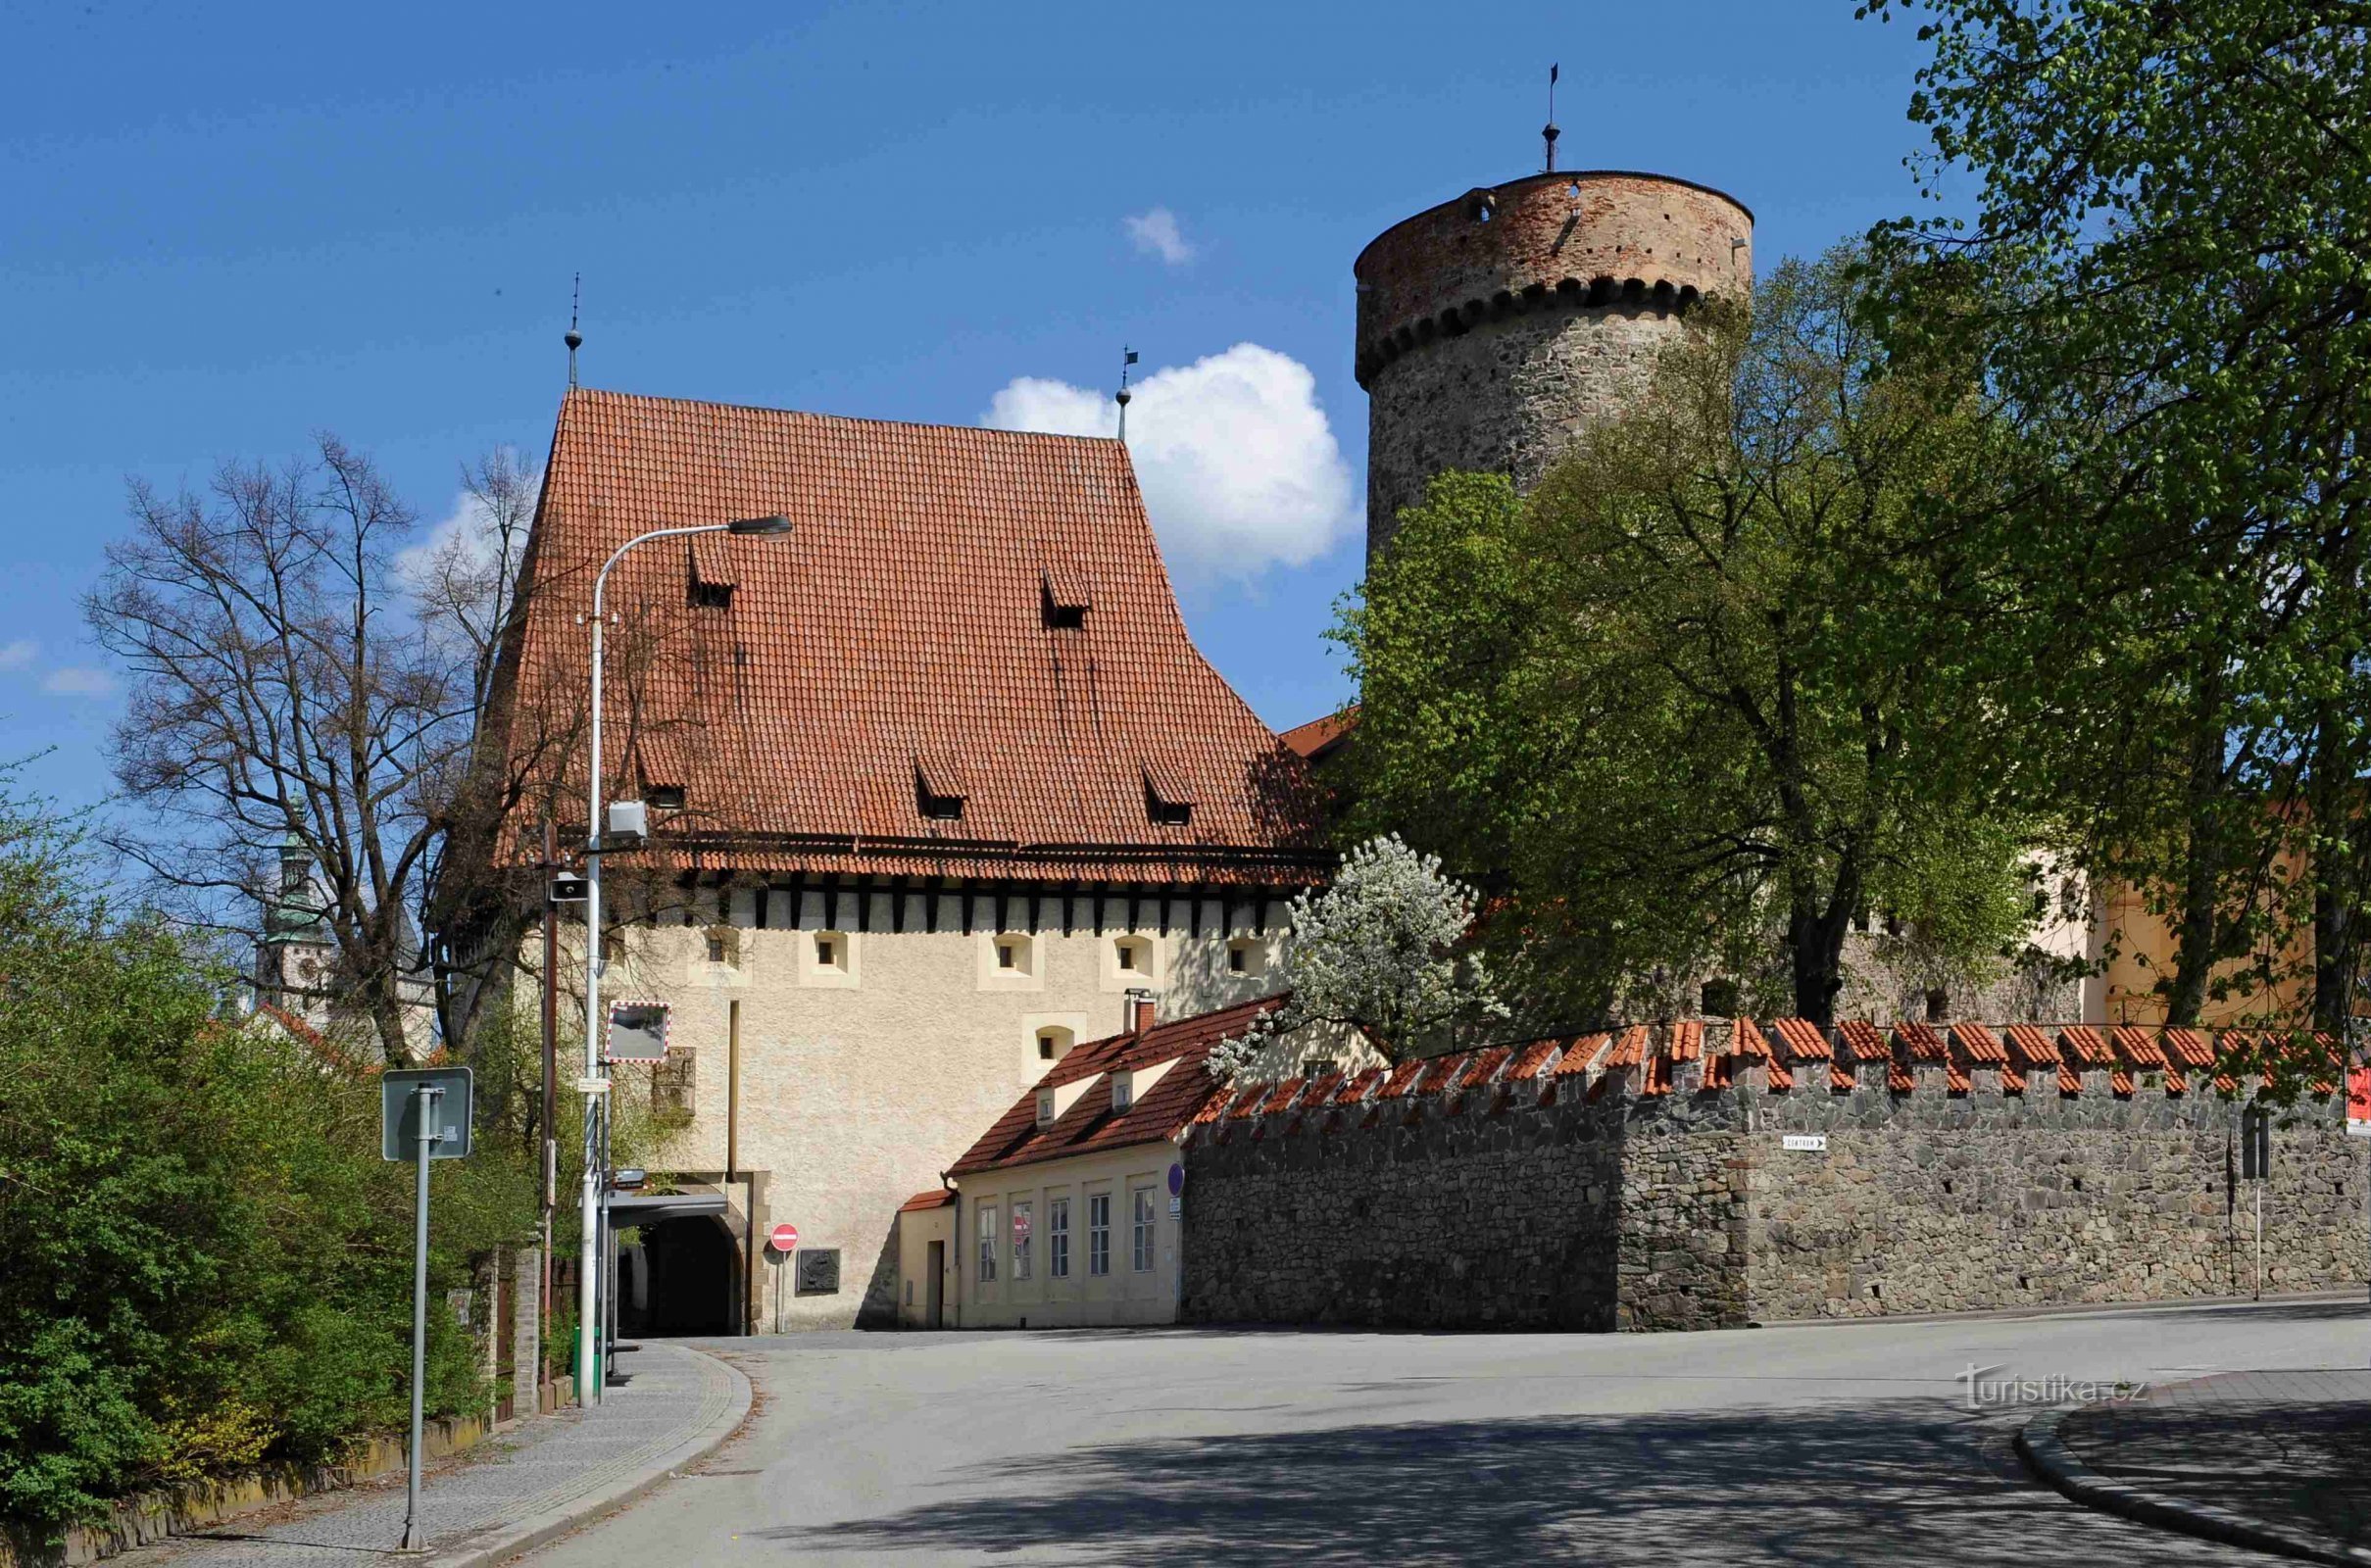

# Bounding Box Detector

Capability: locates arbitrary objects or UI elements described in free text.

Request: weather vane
[1544,64,1561,173]
[1115,346,1140,443]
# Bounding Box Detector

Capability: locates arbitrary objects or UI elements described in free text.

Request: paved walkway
[140,1344,747,1568]
[2027,1367,2371,1564]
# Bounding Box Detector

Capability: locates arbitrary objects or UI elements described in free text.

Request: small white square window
[815,934,836,966]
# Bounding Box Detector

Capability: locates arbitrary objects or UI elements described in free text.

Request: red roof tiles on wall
[2003,1024,2059,1065]
[2111,1025,2169,1068]
[2057,1026,2113,1066]
[1771,1018,1833,1060]
[1836,1020,1887,1063]
[1668,1020,1704,1062]
[1895,1022,1947,1061]
[497,389,1326,884]
[1951,1023,2008,1064]
[2161,1028,2216,1068]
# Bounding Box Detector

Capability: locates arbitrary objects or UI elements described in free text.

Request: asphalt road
[525,1297,2367,1566]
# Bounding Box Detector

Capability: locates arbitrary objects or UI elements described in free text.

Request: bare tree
[87,435,559,1062]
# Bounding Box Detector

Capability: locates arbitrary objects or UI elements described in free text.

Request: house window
[1013,1201,1033,1281]
[647,785,687,811]
[1303,1057,1338,1080]
[1037,1028,1072,1062]
[977,1203,999,1283]
[1087,1193,1111,1276]
[1925,988,1950,1022]
[1049,1198,1070,1278]
[1701,977,1740,1016]
[1131,1186,1156,1272]
[997,940,1017,969]
[814,932,851,971]
[1035,1090,1056,1127]
[1227,946,1246,974]
[706,934,728,964]
[1116,940,1138,971]
[1111,1073,1133,1112]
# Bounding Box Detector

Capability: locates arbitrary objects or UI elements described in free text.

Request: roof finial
[1543,63,1560,173]
[565,272,583,389]
[1114,345,1139,443]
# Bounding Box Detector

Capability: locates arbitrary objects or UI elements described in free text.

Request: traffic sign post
[772,1214,801,1328]
[381,1068,472,1552]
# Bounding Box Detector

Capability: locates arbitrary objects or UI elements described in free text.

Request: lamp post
[578,513,791,1406]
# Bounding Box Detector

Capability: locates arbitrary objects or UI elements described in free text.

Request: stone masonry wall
[1181,1068,1750,1333]
[1745,1083,2362,1318]
[1177,1026,2366,1333]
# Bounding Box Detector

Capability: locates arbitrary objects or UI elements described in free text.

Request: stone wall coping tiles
[1771,1018,1833,1060]
[1951,1022,2009,1064]
[2111,1024,2171,1068]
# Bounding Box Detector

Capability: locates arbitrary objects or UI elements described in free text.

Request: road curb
[2017,1402,2371,1567]
[420,1348,755,1568]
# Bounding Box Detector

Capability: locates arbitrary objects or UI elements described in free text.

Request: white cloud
[42,666,115,699]
[982,342,1358,588]
[0,640,35,671]
[1123,207,1194,266]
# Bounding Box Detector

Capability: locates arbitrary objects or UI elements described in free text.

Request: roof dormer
[915,752,967,822]
[1143,759,1195,827]
[689,533,736,609]
[1042,565,1090,630]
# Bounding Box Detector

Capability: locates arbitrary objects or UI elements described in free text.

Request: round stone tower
[1356,170,1754,559]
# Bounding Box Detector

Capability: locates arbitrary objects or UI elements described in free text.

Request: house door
[924,1240,945,1328]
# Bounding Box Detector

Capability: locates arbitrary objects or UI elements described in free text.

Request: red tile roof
[898,1188,955,1213]
[1951,1023,2008,1064]
[496,388,1326,884]
[2003,1024,2059,1065]
[2110,1024,2168,1068]
[2161,1027,2216,1068]
[1668,1020,1704,1062]
[1506,1037,1563,1080]
[1604,1025,1652,1070]
[1552,1032,1612,1078]
[2057,1025,2114,1066]
[1277,707,1359,764]
[1771,1018,1833,1060]
[1895,1021,1947,1061]
[1836,1020,1887,1063]
[949,995,1281,1176]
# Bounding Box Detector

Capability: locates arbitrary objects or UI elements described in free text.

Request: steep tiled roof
[1771,1018,1832,1060]
[1278,707,1358,764]
[497,388,1326,884]
[897,1188,955,1213]
[948,995,1282,1176]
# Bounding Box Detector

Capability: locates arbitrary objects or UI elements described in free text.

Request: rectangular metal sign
[2350,1066,2371,1138]
[380,1067,474,1160]
[1781,1134,1828,1152]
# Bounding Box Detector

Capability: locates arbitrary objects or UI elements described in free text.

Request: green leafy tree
[1866,0,2371,1029]
[1340,249,2037,1024]
[0,780,532,1540]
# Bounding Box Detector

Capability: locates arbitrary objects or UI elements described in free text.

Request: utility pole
[539,818,559,1407]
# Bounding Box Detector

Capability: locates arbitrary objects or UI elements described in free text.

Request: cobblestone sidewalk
[139,1344,747,1568]
[2025,1366,2371,1564]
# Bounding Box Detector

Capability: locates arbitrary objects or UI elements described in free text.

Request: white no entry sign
[768,1223,800,1252]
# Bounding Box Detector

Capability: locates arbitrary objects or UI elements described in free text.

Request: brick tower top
[1353,170,1754,390]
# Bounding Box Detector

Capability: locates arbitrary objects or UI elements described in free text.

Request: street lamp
[578,514,791,1405]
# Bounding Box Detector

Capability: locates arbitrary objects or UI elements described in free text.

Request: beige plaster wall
[948,1138,1188,1329]
[559,884,1286,1329]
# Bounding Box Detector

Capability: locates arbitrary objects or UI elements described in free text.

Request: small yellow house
[898,994,1284,1330]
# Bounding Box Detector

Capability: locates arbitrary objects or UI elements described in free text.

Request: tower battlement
[1357,170,1754,558]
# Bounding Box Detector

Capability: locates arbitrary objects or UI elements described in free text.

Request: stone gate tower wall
[1356,170,1754,559]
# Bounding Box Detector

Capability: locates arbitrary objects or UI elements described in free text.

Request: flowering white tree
[1208,834,1506,1081]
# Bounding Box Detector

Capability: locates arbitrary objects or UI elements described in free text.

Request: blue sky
[0,1,1949,818]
